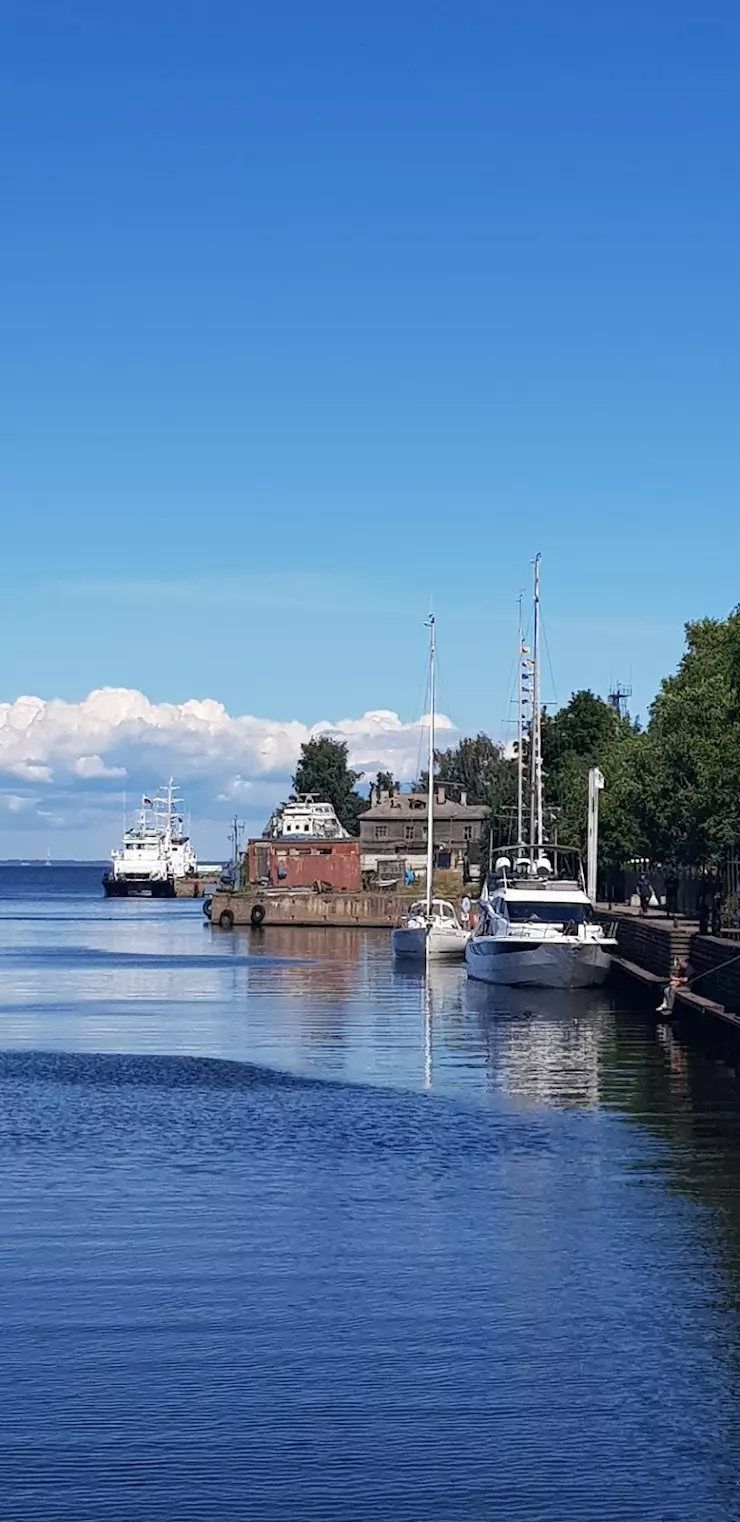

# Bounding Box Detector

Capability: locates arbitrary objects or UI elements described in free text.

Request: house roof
[362,795,488,821]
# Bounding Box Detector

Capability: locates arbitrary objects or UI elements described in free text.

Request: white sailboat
[391,616,469,961]
[465,556,616,988]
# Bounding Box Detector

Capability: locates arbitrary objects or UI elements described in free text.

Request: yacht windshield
[507,901,592,924]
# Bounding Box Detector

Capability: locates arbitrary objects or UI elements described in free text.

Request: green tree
[374,770,395,794]
[416,734,516,808]
[428,733,518,861]
[540,690,645,868]
[541,689,620,769]
[435,733,515,808]
[639,611,740,864]
[293,737,368,835]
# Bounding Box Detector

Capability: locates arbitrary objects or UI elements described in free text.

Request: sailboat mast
[530,553,543,852]
[165,778,174,849]
[425,614,436,918]
[516,593,524,849]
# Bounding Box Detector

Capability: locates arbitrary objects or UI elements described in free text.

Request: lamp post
[587,768,604,903]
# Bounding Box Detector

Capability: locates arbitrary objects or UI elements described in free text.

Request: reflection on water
[0,876,729,1110]
[461,982,612,1108]
[2,868,740,1518]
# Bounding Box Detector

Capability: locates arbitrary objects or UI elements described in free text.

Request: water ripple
[0,869,739,1519]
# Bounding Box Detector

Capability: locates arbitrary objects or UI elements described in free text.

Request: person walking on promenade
[665,868,679,923]
[698,894,710,935]
[637,872,651,917]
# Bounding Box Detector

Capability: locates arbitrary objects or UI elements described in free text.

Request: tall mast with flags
[516,593,524,849]
[528,553,543,855]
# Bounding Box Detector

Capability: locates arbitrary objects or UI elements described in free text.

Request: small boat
[393,897,469,960]
[392,616,469,962]
[465,556,615,989]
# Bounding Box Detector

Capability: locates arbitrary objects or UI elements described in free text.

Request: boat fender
[203,896,212,920]
[218,908,235,930]
[250,903,266,928]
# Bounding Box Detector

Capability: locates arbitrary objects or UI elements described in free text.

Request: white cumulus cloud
[0,687,459,853]
[72,755,128,780]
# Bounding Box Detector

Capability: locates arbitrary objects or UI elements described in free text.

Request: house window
[464,825,473,841]
[374,824,388,840]
[404,824,414,842]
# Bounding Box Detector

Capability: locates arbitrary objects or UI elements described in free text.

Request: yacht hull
[391,926,427,958]
[392,926,469,960]
[465,937,613,988]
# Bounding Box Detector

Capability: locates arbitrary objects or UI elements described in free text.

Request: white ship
[103,780,197,898]
[263,795,349,840]
[465,557,616,988]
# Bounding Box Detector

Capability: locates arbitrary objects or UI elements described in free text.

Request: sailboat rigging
[391,616,469,961]
[466,557,616,988]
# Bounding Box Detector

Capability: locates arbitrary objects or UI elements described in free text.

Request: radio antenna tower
[608,681,632,719]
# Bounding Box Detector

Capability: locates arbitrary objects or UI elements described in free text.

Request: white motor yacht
[465,556,615,989]
[466,853,616,987]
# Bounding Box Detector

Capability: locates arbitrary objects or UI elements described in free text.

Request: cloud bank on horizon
[0,687,458,852]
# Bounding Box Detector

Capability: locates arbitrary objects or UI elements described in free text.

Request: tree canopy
[292,736,367,836]
[435,733,515,809]
[540,690,644,867]
[637,611,740,863]
[528,607,740,870]
[292,609,740,864]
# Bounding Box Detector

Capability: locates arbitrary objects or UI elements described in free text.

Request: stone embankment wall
[686,935,740,1010]
[597,910,693,978]
[210,890,410,928]
[600,909,740,1024]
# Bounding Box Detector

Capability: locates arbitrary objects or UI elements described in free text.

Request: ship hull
[102,876,176,899]
[392,924,469,960]
[465,936,613,988]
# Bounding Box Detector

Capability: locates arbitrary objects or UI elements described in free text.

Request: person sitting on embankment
[657,961,691,1016]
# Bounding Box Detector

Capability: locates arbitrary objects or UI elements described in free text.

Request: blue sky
[1,1,738,852]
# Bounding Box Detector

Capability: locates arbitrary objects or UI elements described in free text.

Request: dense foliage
[293,611,740,863]
[637,611,740,863]
[293,737,368,836]
[435,609,740,871]
[540,690,643,869]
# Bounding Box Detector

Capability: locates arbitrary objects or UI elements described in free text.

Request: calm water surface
[2,865,740,1520]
